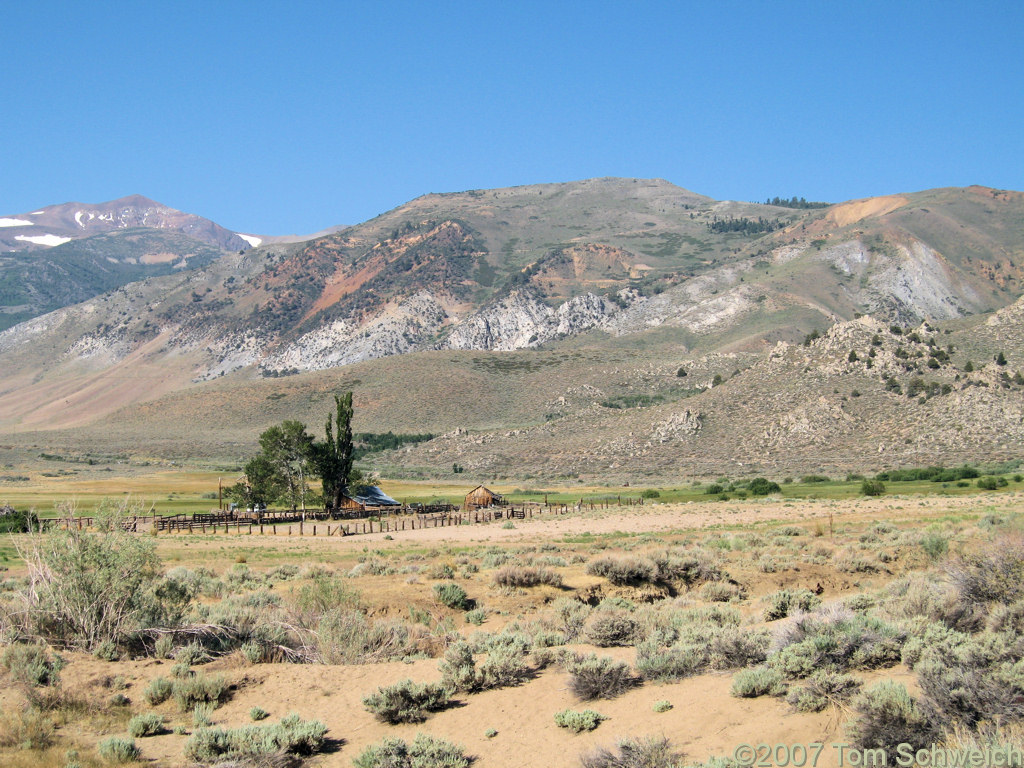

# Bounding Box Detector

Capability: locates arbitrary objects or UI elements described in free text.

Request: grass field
[3,466,1023,519]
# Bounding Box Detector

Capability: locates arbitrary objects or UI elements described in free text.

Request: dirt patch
[826,195,908,227]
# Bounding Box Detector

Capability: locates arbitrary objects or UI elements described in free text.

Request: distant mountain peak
[0,195,248,253]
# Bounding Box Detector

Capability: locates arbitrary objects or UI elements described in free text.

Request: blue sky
[2,1,1022,235]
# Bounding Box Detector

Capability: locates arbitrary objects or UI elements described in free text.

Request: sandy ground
[4,491,1017,768]
[150,491,1024,556]
[49,648,919,768]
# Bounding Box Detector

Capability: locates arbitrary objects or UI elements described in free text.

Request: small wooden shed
[464,485,504,511]
[339,486,401,513]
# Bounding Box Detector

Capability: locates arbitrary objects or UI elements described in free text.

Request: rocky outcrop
[440,290,618,351]
[864,241,981,322]
[264,291,449,372]
[652,409,702,442]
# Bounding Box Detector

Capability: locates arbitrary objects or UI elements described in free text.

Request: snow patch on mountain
[237,234,262,247]
[0,218,33,227]
[15,234,72,246]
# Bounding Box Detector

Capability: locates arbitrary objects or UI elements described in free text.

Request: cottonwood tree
[230,454,285,510]
[259,420,315,511]
[313,392,355,513]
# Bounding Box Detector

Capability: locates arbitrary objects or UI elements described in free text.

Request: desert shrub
[635,640,705,682]
[919,529,949,561]
[913,635,1024,726]
[763,589,821,621]
[353,733,470,768]
[291,574,361,619]
[0,707,56,749]
[143,677,173,705]
[93,639,119,661]
[655,550,726,586]
[583,610,641,647]
[465,608,487,625]
[492,565,562,588]
[882,574,983,632]
[652,700,673,712]
[1,643,64,687]
[948,539,1024,606]
[267,564,300,581]
[184,713,328,763]
[172,672,230,712]
[986,599,1024,635]
[432,582,470,610]
[424,562,455,579]
[565,654,638,701]
[441,638,531,692]
[635,616,770,683]
[481,552,511,568]
[314,609,421,664]
[173,641,209,666]
[477,644,532,689]
[586,556,657,585]
[555,708,606,732]
[786,670,861,712]
[14,513,193,650]
[846,681,937,753]
[439,641,478,691]
[127,713,166,737]
[581,736,683,768]
[467,627,532,655]
[770,609,904,678]
[250,706,270,721]
[240,640,268,664]
[192,702,214,727]
[550,597,592,641]
[362,679,451,723]
[861,479,886,496]
[977,476,1000,491]
[705,484,724,495]
[700,582,744,602]
[153,634,174,659]
[833,549,880,573]
[97,736,141,763]
[731,666,786,698]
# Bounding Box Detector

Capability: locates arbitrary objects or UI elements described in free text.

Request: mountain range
[1,179,1022,480]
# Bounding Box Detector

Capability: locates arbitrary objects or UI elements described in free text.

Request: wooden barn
[339,486,401,513]
[464,485,504,511]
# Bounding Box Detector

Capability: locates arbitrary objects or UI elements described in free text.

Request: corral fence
[44,495,644,538]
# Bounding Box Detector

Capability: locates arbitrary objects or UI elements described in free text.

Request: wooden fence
[46,496,644,538]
